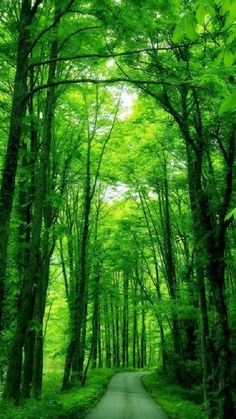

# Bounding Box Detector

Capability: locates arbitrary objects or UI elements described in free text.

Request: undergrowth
[142,370,207,419]
[0,368,117,419]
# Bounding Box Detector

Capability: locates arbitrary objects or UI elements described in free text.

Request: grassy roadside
[0,368,117,419]
[142,371,207,419]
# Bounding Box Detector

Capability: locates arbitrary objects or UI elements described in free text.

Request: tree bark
[4,22,58,400]
[0,0,32,331]
[122,271,129,367]
[140,287,146,368]
[62,136,92,389]
[185,134,235,417]
[91,274,100,369]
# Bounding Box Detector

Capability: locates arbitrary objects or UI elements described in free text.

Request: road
[85,372,169,419]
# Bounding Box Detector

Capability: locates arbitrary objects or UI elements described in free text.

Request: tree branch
[58,25,102,52]
[90,91,122,200]
[26,77,173,98]
[29,0,76,53]
[216,136,228,163]
[29,47,175,68]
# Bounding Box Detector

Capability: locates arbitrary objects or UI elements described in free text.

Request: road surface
[85,372,168,419]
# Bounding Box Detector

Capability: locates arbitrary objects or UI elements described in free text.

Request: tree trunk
[185,137,234,417]
[122,271,129,368]
[20,67,38,400]
[91,274,100,369]
[21,330,35,398]
[4,24,58,400]
[140,288,146,368]
[132,304,137,369]
[110,295,117,367]
[62,135,92,388]
[104,299,111,368]
[115,273,120,368]
[76,298,88,382]
[156,167,183,379]
[207,242,234,418]
[0,0,32,331]
[32,223,55,398]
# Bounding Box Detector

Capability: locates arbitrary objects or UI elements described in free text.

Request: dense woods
[0,1,235,418]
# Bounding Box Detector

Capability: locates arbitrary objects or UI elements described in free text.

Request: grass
[0,367,208,418]
[0,368,117,418]
[142,371,207,419]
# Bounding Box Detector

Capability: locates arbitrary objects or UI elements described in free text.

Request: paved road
[85,372,168,419]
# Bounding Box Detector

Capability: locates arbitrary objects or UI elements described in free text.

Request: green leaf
[224,48,234,66]
[208,4,216,17]
[173,23,183,43]
[185,21,198,41]
[196,3,206,24]
[226,33,235,45]
[196,1,216,24]
[216,48,224,64]
[172,12,198,43]
[219,89,236,114]
[184,13,198,40]
[224,208,236,221]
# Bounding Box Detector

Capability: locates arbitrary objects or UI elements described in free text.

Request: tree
[0,2,235,418]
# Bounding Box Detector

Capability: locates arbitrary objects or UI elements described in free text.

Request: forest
[0,1,235,418]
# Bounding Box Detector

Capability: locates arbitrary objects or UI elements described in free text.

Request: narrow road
[85,372,168,419]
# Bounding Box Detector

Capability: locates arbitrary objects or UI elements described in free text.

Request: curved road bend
[85,372,169,419]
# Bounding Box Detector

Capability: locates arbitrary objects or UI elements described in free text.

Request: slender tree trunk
[98,317,102,368]
[21,331,35,398]
[156,169,183,379]
[110,296,117,367]
[197,264,213,413]
[91,205,101,369]
[4,22,58,400]
[62,136,92,389]
[140,288,146,368]
[138,194,167,370]
[114,273,120,368]
[17,142,32,400]
[63,339,77,390]
[0,0,33,331]
[77,298,88,382]
[91,274,100,369]
[122,271,129,367]
[32,224,55,398]
[132,303,137,369]
[104,299,111,368]
[20,67,38,400]
[137,323,141,369]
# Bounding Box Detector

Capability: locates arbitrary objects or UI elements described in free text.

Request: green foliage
[224,207,236,221]
[173,11,198,43]
[196,1,216,25]
[142,372,207,419]
[0,0,235,417]
[0,369,117,419]
[219,89,236,114]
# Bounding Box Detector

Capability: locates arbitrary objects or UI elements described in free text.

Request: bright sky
[102,72,137,201]
[119,90,137,120]
[103,183,129,202]
[107,86,137,120]
[106,58,138,120]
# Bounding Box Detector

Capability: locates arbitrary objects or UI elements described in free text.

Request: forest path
[85,372,168,419]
